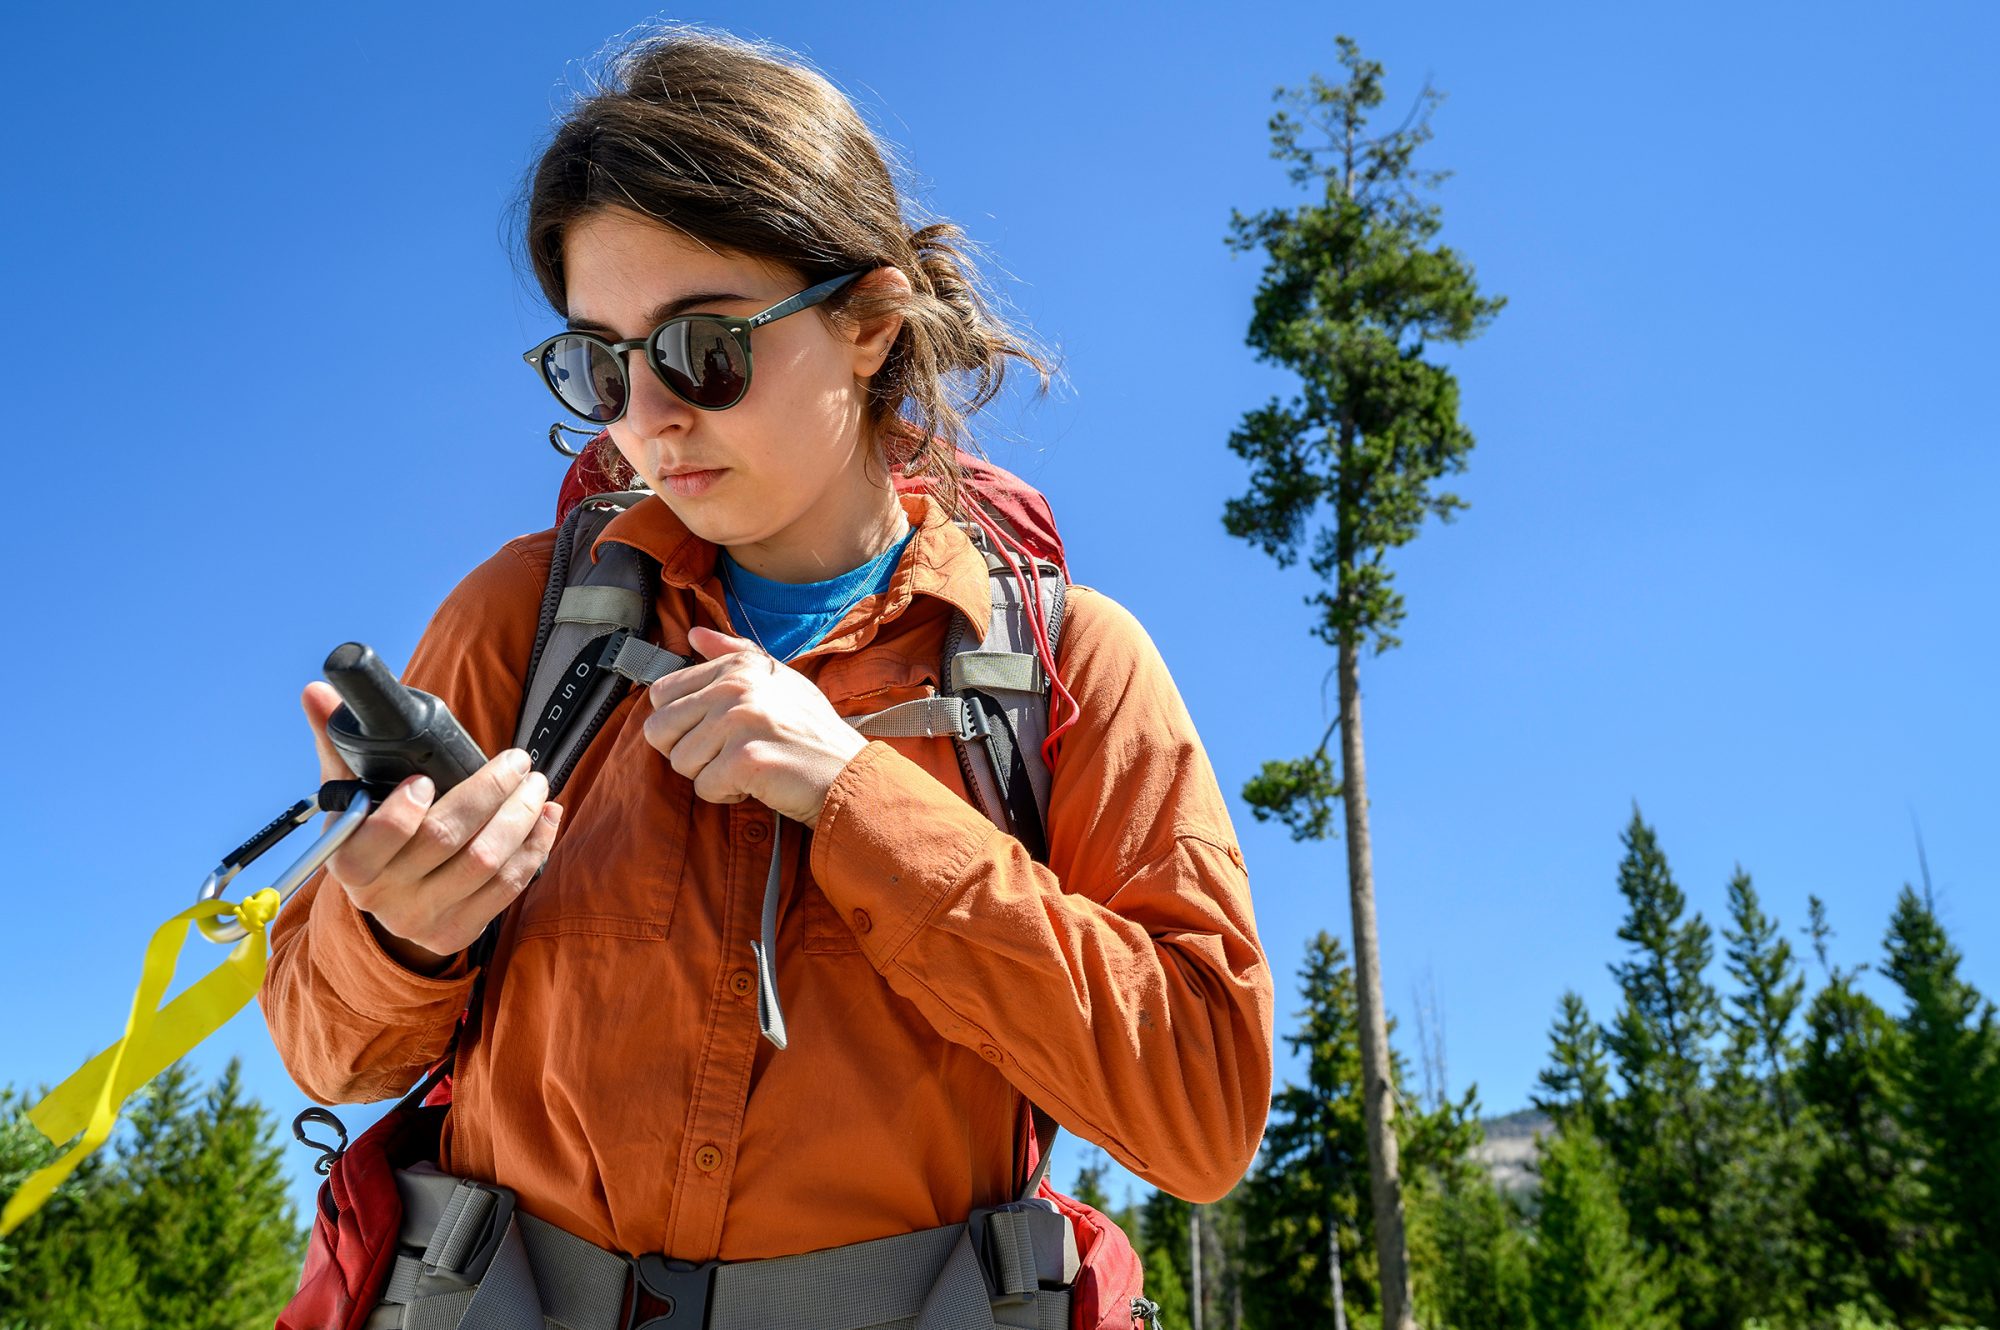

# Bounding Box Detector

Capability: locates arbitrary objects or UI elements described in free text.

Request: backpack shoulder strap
[936,522,1075,1204]
[514,490,659,796]
[943,519,1067,865]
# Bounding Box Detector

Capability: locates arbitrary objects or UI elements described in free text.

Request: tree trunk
[1190,1205,1204,1330]
[1329,1209,1348,1330]
[1339,628,1416,1330]
[1231,1209,1244,1330]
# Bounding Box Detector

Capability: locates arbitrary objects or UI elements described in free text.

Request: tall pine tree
[1708,871,1814,1328]
[1223,36,1504,1330]
[1599,809,1723,1329]
[1880,886,2000,1325]
[1530,1123,1673,1330]
[1533,991,1612,1138]
[1796,895,1926,1324]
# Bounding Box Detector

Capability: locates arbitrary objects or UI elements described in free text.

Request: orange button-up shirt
[261,492,1273,1260]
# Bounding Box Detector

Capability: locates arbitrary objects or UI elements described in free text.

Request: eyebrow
[565,291,752,336]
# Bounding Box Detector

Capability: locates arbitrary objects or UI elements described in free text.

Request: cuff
[810,740,999,967]
[308,875,480,1025]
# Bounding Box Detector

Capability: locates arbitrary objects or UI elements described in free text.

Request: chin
[651,489,758,548]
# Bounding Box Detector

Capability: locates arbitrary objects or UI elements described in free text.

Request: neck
[724,472,910,584]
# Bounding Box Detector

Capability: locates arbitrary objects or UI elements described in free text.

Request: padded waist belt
[367,1164,1078,1330]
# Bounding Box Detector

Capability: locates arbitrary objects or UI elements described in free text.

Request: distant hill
[1473,1107,1550,1198]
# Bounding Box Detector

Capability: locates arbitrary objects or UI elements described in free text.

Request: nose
[618,345,697,443]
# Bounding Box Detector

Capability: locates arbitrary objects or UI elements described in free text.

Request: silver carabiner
[194,790,373,943]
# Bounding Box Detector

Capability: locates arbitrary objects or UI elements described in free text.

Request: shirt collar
[591,491,995,648]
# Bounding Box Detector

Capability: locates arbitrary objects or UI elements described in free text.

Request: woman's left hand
[643,625,869,827]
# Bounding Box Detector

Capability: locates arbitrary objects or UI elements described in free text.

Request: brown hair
[516,24,1055,513]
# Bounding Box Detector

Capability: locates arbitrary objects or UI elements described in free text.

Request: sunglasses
[522,268,871,421]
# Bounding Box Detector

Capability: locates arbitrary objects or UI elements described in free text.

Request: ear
[845,266,912,380]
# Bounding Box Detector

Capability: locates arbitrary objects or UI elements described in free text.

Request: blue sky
[2,1,1994,1224]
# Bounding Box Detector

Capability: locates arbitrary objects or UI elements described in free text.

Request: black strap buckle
[629,1256,720,1330]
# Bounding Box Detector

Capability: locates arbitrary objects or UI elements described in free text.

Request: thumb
[301,681,359,784]
[689,623,763,660]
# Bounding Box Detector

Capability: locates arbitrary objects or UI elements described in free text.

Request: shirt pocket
[799,867,864,954]
[514,701,693,942]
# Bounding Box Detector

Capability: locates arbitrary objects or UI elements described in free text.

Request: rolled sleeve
[808,586,1274,1201]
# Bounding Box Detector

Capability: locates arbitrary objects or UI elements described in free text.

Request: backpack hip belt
[371,1162,1077,1330]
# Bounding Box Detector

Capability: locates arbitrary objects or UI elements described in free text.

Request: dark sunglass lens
[654,319,748,408]
[541,337,626,422]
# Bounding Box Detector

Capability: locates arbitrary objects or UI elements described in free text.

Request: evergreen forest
[1086,811,1999,1330]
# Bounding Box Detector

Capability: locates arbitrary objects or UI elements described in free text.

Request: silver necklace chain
[718,524,909,665]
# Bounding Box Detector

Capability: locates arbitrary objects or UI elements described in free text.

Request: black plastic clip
[291,1107,349,1176]
[630,1255,720,1330]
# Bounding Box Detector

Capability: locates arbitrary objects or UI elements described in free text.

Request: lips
[659,468,726,499]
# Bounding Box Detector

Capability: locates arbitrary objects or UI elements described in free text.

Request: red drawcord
[963,501,1079,768]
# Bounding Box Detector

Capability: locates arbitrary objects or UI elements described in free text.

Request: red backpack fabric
[280,1087,447,1330]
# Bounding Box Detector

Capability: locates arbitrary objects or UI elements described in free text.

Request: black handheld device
[322,642,489,799]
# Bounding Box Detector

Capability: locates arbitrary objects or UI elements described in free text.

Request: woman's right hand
[301,681,564,975]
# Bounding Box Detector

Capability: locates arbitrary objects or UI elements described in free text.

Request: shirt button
[851,909,872,934]
[729,970,754,998]
[744,820,768,843]
[979,1044,1004,1064]
[695,1145,723,1173]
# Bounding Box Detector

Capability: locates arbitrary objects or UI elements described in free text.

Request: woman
[262,20,1273,1303]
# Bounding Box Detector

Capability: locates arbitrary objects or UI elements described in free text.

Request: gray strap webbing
[452,1216,542,1330]
[426,1182,501,1273]
[555,585,646,631]
[1022,1107,1058,1200]
[848,697,973,740]
[379,1170,547,1330]
[915,1229,999,1330]
[751,811,788,1050]
[709,1222,963,1330]
[604,634,691,685]
[948,652,1042,695]
[515,498,661,797]
[987,1211,1039,1297]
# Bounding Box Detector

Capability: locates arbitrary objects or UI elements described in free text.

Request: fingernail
[409,776,435,806]
[542,803,564,826]
[504,749,531,775]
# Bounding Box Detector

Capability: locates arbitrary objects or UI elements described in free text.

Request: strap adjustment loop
[422,1178,516,1285]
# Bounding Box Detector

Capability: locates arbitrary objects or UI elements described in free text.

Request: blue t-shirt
[718,526,918,662]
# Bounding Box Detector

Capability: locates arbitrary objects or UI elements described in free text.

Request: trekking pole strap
[376,1166,1074,1330]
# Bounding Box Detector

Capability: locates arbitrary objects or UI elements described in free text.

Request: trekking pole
[194,642,488,943]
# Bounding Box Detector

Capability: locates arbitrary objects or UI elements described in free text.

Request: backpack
[281,440,1156,1330]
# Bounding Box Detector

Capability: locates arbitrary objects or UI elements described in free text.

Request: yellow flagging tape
[0,888,283,1237]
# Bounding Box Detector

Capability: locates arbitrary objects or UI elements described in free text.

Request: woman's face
[560,206,906,578]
